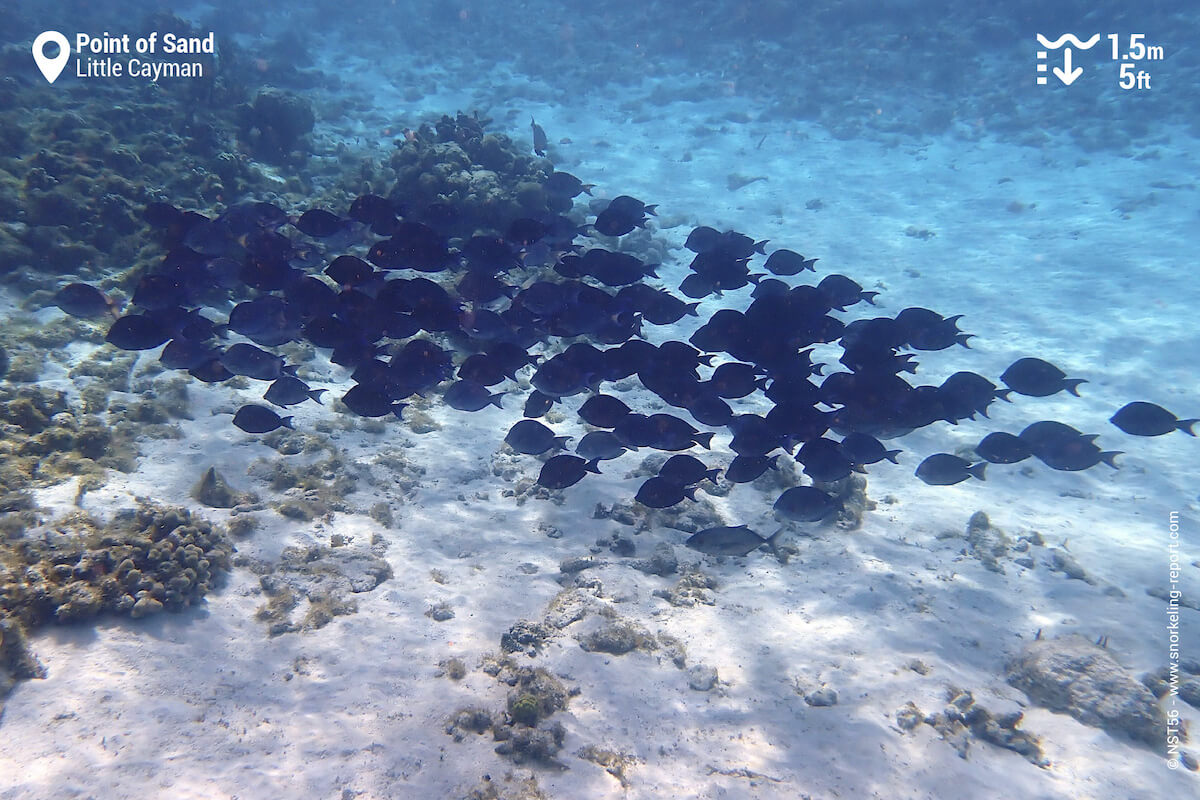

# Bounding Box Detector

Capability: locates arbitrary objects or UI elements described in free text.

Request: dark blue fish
[443,380,504,411]
[915,454,986,485]
[974,432,1033,464]
[816,274,878,310]
[183,217,240,256]
[219,343,293,381]
[348,194,397,233]
[593,196,654,237]
[708,362,765,399]
[684,226,723,254]
[1018,421,1096,452]
[457,353,509,387]
[687,392,735,428]
[773,486,839,522]
[143,201,185,229]
[486,342,539,379]
[1110,402,1197,437]
[643,413,714,451]
[228,296,298,343]
[368,223,449,272]
[896,308,972,351]
[1000,357,1086,398]
[106,314,170,350]
[506,218,548,246]
[764,249,817,276]
[131,274,190,311]
[219,201,288,234]
[55,283,116,319]
[456,272,514,303]
[537,454,600,490]
[658,454,720,486]
[727,414,783,457]
[939,371,1010,421]
[188,358,233,383]
[725,454,779,483]
[575,430,630,461]
[523,390,555,418]
[462,235,521,273]
[265,377,326,407]
[233,404,293,433]
[795,438,855,483]
[295,209,347,238]
[544,171,594,198]
[341,385,406,419]
[325,255,375,287]
[837,433,901,466]
[1018,422,1120,471]
[531,118,548,156]
[635,477,696,508]
[160,338,217,370]
[504,419,569,455]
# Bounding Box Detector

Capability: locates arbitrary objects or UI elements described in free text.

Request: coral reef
[250,537,392,635]
[237,88,315,164]
[386,112,551,238]
[1007,635,1171,751]
[446,657,575,768]
[898,689,1046,766]
[0,503,232,628]
[577,619,658,655]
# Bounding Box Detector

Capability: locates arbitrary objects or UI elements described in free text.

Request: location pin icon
[32,31,70,84]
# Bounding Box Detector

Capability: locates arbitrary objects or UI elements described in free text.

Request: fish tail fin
[309,389,327,404]
[489,393,505,409]
[391,403,407,420]
[683,486,698,502]
[1064,378,1087,397]
[584,458,602,475]
[967,462,987,481]
[1101,451,1123,469]
[645,204,659,216]
[281,364,299,377]
[694,431,715,450]
[553,435,573,449]
[705,468,722,483]
[997,389,1014,403]
[956,333,974,349]
[1178,419,1199,436]
[686,302,701,317]
[886,449,902,464]
[281,416,295,430]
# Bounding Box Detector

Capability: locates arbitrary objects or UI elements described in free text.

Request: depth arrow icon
[1053,48,1083,85]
